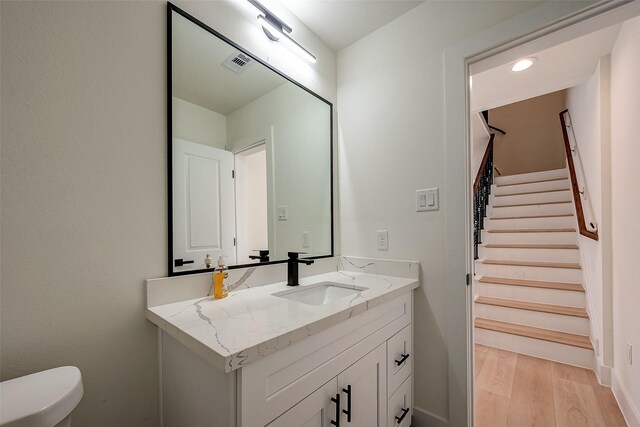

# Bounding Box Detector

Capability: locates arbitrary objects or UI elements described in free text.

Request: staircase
[474,167,594,369]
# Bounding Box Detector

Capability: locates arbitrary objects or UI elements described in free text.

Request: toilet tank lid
[0,366,83,427]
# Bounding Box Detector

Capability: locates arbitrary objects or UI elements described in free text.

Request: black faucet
[248,249,270,263]
[287,252,314,286]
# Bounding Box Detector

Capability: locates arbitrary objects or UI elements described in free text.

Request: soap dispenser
[213,255,229,300]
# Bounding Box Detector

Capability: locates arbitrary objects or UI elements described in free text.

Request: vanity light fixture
[511,57,536,72]
[248,0,317,64]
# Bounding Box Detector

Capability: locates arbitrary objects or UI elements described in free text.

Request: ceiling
[279,0,424,51]
[470,22,622,113]
[172,10,287,115]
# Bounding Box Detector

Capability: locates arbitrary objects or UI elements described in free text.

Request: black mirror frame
[167,2,334,277]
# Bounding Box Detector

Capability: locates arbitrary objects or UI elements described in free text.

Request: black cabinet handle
[342,385,352,422]
[395,353,410,366]
[330,393,340,426]
[174,258,194,267]
[395,408,410,424]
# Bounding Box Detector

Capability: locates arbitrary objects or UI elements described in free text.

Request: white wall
[227,84,332,260]
[336,2,581,423]
[610,15,640,424]
[172,96,227,149]
[0,2,336,426]
[566,59,611,380]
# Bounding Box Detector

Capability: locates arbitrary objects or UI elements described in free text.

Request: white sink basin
[272,282,368,306]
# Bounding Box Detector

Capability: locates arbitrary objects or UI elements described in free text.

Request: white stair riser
[475,304,589,335]
[474,327,594,369]
[484,216,576,230]
[478,246,580,263]
[493,179,570,196]
[475,262,582,282]
[475,282,585,307]
[489,203,573,218]
[494,168,568,186]
[482,230,577,244]
[491,190,572,207]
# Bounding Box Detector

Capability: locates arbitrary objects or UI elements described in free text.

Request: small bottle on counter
[204,254,213,269]
[213,255,229,300]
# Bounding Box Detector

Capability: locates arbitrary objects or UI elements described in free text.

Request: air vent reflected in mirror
[222,51,254,74]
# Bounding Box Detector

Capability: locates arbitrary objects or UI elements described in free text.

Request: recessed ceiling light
[511,57,536,72]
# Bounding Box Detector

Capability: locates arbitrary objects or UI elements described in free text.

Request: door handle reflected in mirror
[174,259,194,267]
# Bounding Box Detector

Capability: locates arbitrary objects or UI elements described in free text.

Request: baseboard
[594,361,611,386]
[611,370,640,427]
[412,406,449,427]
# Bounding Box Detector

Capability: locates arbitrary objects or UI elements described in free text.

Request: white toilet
[0,366,83,427]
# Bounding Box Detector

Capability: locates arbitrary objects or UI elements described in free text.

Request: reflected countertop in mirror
[169,5,333,275]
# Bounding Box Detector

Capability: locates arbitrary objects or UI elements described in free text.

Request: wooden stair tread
[484,243,579,250]
[478,276,584,292]
[493,201,572,208]
[481,259,581,269]
[495,188,570,197]
[475,296,588,318]
[496,177,568,187]
[489,214,574,220]
[487,228,576,233]
[475,318,592,349]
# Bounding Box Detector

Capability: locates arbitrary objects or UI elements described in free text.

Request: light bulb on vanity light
[257,15,317,63]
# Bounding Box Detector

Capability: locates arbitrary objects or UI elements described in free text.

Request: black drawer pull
[395,408,410,424]
[330,393,340,426]
[342,385,352,422]
[395,353,410,366]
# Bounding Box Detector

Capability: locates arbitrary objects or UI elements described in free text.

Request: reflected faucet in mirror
[248,250,270,263]
[287,252,314,286]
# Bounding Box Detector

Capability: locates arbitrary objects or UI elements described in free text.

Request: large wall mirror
[168,4,333,275]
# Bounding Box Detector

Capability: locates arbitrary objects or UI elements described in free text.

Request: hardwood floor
[474,345,627,427]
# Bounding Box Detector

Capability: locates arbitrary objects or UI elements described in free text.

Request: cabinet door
[267,378,338,427]
[337,343,387,427]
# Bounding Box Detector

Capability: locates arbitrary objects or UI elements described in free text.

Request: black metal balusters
[474,143,494,260]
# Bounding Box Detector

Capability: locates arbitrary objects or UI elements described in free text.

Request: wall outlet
[377,230,389,251]
[302,231,310,248]
[628,343,633,365]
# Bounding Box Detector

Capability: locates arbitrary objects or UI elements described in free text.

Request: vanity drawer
[388,376,412,427]
[387,324,412,396]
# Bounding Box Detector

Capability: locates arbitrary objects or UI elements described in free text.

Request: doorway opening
[467,10,640,427]
[234,142,269,265]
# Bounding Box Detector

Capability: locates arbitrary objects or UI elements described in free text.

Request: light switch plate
[277,206,288,221]
[302,231,310,248]
[377,230,389,251]
[416,188,439,212]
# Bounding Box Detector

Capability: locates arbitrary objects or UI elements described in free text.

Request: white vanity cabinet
[269,344,386,427]
[160,291,414,427]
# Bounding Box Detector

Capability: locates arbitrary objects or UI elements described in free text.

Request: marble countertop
[146,270,418,372]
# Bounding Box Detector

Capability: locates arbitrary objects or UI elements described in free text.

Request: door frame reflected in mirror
[167,3,334,276]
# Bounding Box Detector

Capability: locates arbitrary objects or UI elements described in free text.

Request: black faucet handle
[288,252,314,265]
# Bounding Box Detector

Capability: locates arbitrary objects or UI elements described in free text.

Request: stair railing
[559,109,598,241]
[473,134,495,259]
